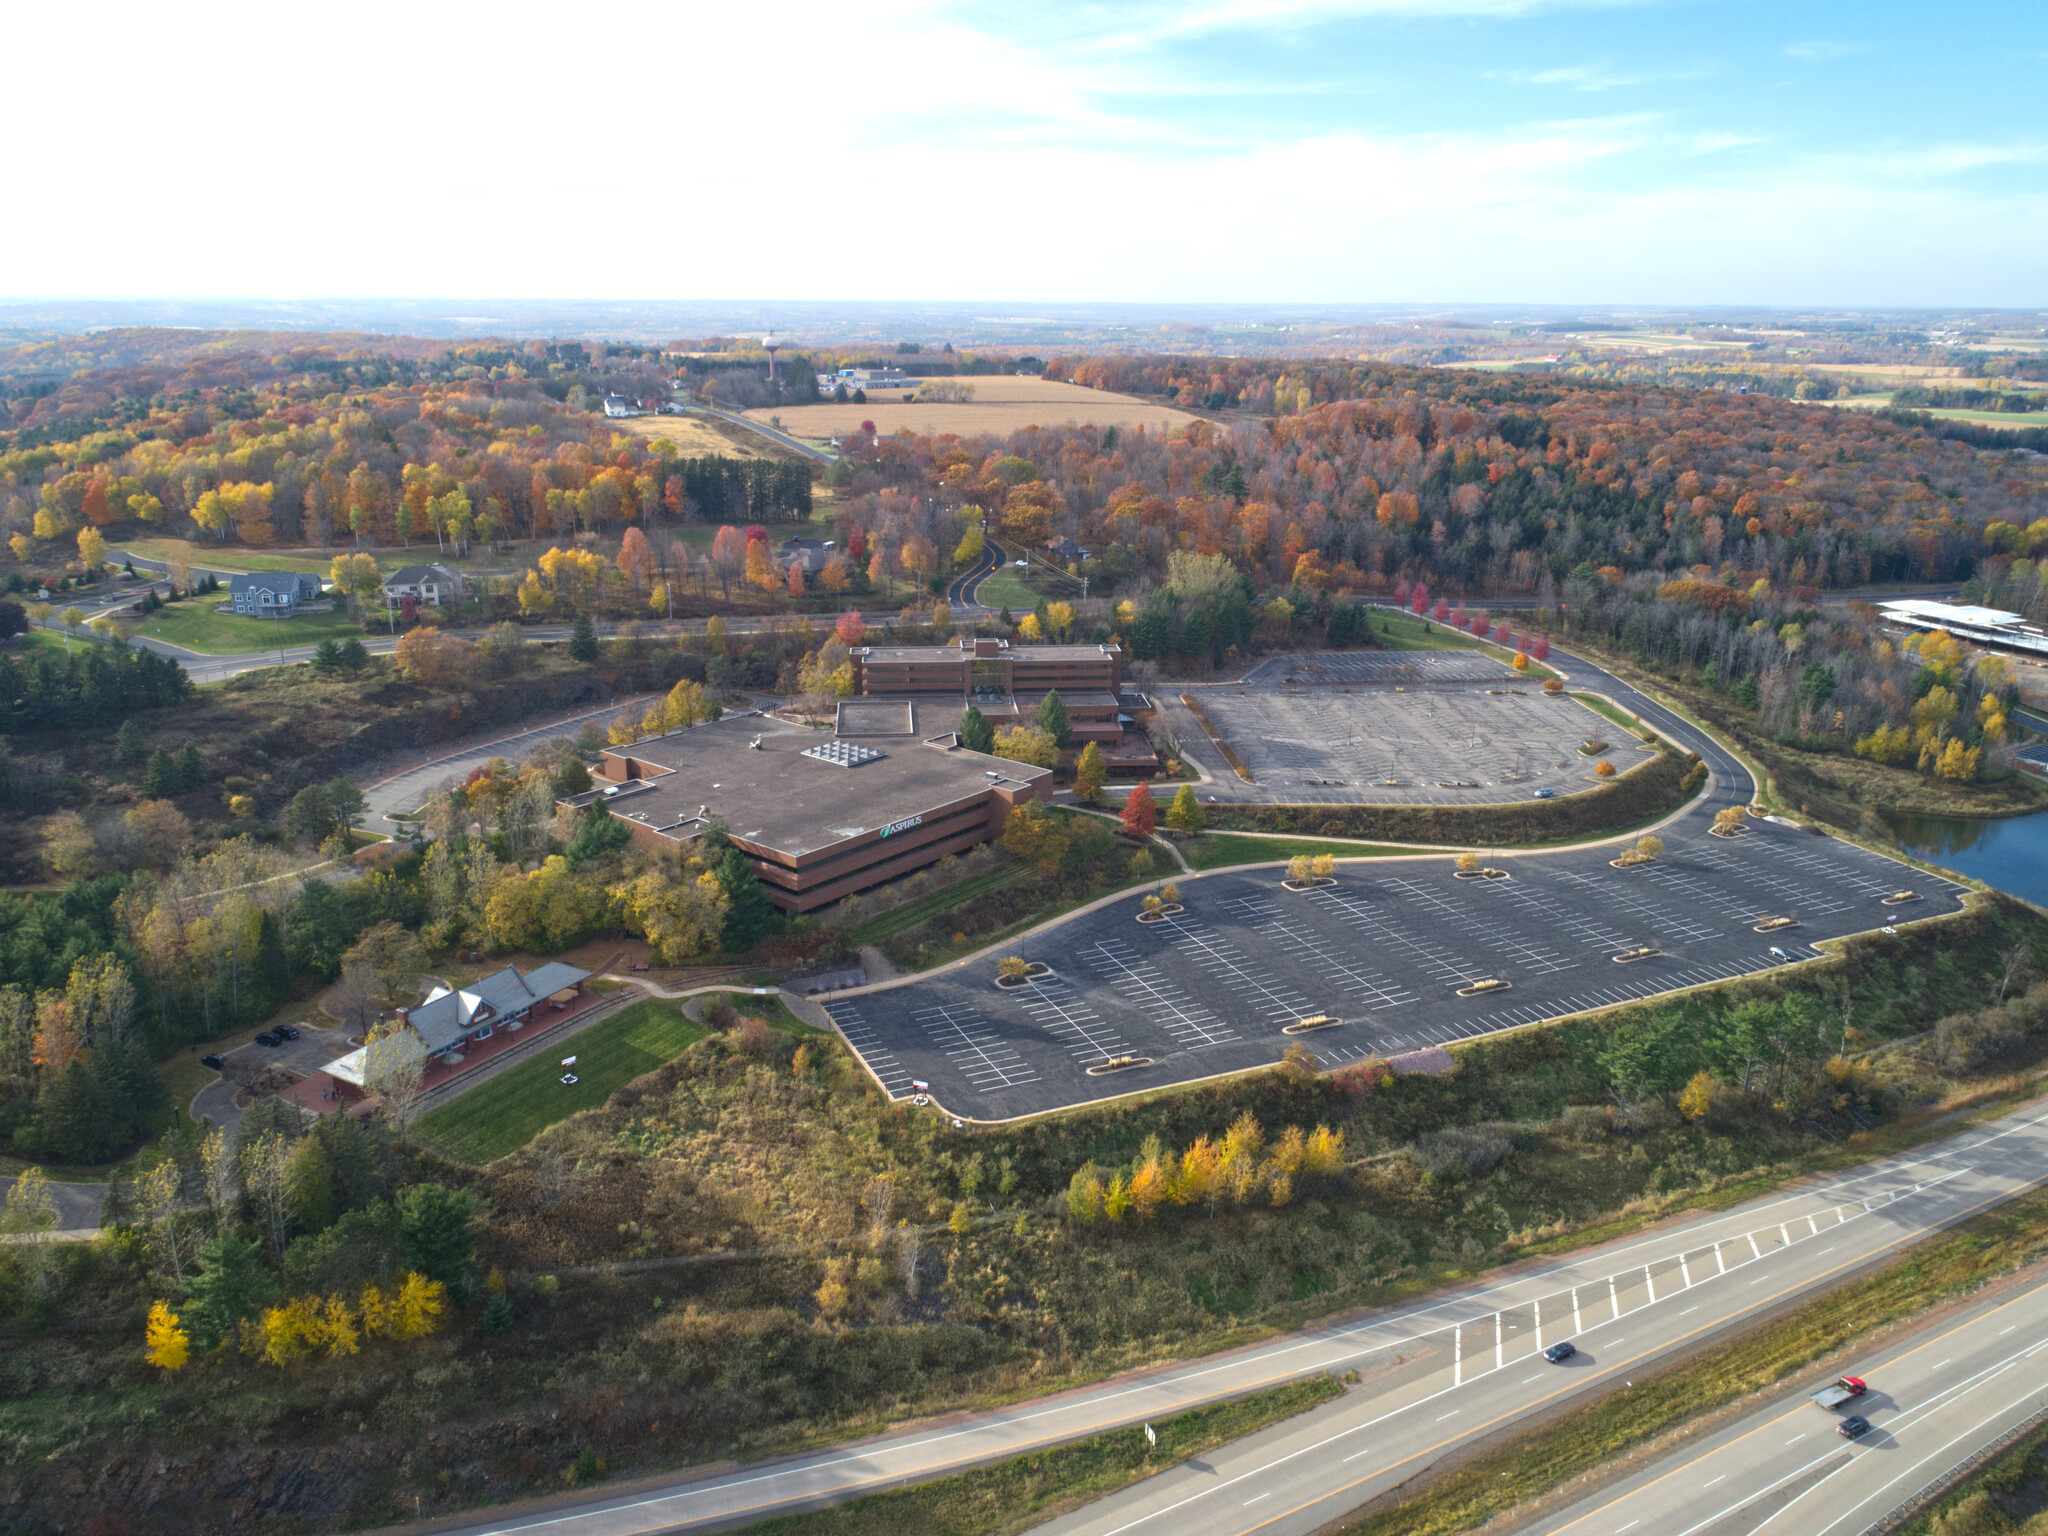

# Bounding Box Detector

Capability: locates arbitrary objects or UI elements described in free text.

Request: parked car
[1533,787,1556,798]
[254,1030,281,1047]
[1544,1341,1576,1362]
[200,1054,224,1070]
[1769,946,1794,962]
[278,1025,301,1040]
[1838,1415,1873,1439]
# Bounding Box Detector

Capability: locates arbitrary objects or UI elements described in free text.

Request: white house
[382,564,470,607]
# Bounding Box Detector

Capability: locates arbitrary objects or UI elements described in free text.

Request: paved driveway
[189,1022,355,1133]
[0,1174,105,1232]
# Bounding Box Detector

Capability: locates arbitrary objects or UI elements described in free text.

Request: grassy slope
[1184,833,1412,870]
[131,602,365,655]
[1368,610,1558,680]
[736,1378,1344,1536]
[1336,1181,2048,1536]
[416,999,705,1164]
[848,863,1033,947]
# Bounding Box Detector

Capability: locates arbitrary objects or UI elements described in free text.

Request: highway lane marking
[2000,1325,2017,1335]
[1678,1306,1698,1317]
[1495,1279,2048,1536]
[489,1118,2048,1535]
[1526,1374,1546,1383]
[1219,1201,2048,1536]
[1749,1274,1770,1285]
[1244,1492,1269,1505]
[1342,1447,1374,1462]
[1438,1410,1460,1421]
[1933,1358,1950,1368]
[1615,1523,1638,1533]
[1785,1433,1805,1444]
[1702,1475,1725,1488]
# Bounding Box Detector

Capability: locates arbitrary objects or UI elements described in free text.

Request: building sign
[879,815,923,839]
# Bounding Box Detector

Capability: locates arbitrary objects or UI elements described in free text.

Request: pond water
[1886,809,2048,908]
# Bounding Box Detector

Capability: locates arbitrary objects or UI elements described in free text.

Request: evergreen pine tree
[99,1035,164,1145]
[175,742,205,793]
[182,1231,273,1349]
[716,848,776,952]
[337,638,369,673]
[311,638,343,675]
[958,704,994,754]
[1036,689,1072,750]
[480,1289,514,1333]
[114,719,147,765]
[141,747,179,798]
[36,1059,120,1163]
[569,612,599,662]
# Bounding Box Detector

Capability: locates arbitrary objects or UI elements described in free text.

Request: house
[777,536,839,575]
[1045,537,1089,568]
[227,570,322,616]
[602,395,641,418]
[321,961,593,1092]
[381,564,469,607]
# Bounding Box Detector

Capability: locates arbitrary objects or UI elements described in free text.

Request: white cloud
[1783,39,1869,60]
[1490,62,1643,90]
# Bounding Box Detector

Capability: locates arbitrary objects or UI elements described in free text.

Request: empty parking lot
[823,821,1964,1121]
[1163,651,1633,805]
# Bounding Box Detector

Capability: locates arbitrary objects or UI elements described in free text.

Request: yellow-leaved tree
[144,1299,189,1371]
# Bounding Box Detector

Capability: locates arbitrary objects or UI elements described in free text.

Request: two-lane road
[435,1100,2048,1536]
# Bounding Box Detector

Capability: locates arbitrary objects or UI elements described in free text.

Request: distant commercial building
[826,367,913,391]
[850,637,1158,773]
[560,711,1052,912]
[227,571,322,616]
[778,536,841,575]
[1877,599,2048,659]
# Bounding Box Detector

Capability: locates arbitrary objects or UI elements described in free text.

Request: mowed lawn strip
[1185,833,1412,870]
[133,602,367,655]
[731,1377,1344,1536]
[1333,1181,2048,1536]
[416,999,704,1164]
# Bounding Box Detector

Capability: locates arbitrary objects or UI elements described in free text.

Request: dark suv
[1544,1341,1577,1363]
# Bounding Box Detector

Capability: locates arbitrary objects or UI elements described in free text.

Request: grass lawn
[974,567,1039,612]
[734,1378,1343,1536]
[131,601,367,655]
[13,629,75,657]
[1368,609,1558,680]
[416,999,705,1164]
[1184,832,1412,870]
[1569,691,1664,743]
[847,863,1033,946]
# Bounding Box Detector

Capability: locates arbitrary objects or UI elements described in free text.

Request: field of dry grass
[746,375,1196,438]
[619,415,776,458]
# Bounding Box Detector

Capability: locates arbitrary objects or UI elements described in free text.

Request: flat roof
[1879,599,2027,628]
[597,712,1050,861]
[855,643,1120,663]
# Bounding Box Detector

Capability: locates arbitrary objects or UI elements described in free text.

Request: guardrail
[1857,1396,2048,1536]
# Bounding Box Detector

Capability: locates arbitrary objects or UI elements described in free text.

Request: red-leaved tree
[1122,781,1157,839]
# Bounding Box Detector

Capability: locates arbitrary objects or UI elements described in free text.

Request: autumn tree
[1122,780,1157,838]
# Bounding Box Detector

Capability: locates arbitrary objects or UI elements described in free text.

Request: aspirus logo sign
[879,815,923,839]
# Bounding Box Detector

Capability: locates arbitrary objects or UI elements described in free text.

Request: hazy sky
[12,0,2044,306]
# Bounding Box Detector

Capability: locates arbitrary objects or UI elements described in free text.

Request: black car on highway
[1838,1415,1873,1439]
[1544,1341,1577,1363]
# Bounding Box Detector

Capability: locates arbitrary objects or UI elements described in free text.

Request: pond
[1886,808,2048,908]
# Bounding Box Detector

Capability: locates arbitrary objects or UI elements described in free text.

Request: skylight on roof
[802,741,888,768]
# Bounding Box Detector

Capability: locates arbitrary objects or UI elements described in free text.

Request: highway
[435,1098,2048,1536]
[1515,1272,2048,1536]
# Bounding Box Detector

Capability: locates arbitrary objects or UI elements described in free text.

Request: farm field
[132,601,366,654]
[745,374,1197,438]
[1816,395,2046,430]
[619,414,778,459]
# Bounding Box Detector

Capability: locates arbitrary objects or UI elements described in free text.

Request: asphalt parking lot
[823,820,1964,1121]
[1159,650,1632,806]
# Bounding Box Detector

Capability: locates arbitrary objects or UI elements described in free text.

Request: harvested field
[619,414,779,458]
[746,375,1196,438]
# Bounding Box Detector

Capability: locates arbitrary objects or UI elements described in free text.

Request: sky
[9,0,2045,308]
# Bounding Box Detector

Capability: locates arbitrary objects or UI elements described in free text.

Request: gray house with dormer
[228,571,323,616]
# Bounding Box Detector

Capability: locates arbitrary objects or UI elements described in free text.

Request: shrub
[1412,1122,1516,1178]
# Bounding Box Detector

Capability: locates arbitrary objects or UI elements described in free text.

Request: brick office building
[559,711,1052,912]
[849,637,1158,772]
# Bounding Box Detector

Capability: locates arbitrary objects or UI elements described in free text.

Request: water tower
[762,333,785,384]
